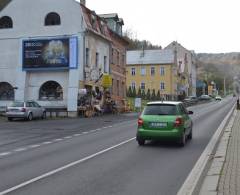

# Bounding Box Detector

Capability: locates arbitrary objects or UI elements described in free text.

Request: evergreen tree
[127,86,132,97]
[151,89,156,100]
[146,89,151,100]
[132,87,136,97]
[156,90,161,100]
[137,87,142,98]
[141,89,146,99]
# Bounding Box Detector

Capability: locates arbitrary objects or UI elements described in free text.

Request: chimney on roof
[80,0,86,6]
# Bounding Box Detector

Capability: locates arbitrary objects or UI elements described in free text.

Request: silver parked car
[6,101,46,121]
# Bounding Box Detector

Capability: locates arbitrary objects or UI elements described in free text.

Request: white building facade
[0,0,110,116]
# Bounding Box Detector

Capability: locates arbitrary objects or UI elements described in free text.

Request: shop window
[0,82,14,100]
[0,16,13,29]
[39,81,63,100]
[45,12,61,26]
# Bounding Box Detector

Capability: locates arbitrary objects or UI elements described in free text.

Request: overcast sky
[85,0,240,53]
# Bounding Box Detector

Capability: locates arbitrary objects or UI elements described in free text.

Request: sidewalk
[218,110,240,195]
[199,109,240,195]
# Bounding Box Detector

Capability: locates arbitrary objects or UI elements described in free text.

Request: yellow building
[126,49,178,100]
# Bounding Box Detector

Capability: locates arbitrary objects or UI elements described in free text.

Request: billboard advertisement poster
[22,37,78,70]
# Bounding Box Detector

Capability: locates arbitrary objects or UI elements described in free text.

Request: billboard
[22,37,78,70]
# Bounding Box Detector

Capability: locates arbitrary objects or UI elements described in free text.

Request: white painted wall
[0,0,85,113]
[85,33,110,78]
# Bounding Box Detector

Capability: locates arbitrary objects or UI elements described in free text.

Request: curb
[199,110,237,195]
[177,103,236,195]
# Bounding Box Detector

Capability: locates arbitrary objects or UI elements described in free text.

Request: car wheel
[8,117,13,121]
[188,127,193,140]
[179,132,186,147]
[41,112,46,120]
[137,137,145,146]
[28,113,33,121]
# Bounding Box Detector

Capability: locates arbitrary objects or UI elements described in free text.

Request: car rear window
[10,102,24,107]
[143,104,177,115]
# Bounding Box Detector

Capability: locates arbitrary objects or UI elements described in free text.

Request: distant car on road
[215,95,222,101]
[6,101,46,121]
[198,95,212,101]
[136,101,193,147]
[183,96,198,104]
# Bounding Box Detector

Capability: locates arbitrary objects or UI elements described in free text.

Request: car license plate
[150,122,167,128]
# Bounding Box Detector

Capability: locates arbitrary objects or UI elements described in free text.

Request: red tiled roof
[80,4,111,42]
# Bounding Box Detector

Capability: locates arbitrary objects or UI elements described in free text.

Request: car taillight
[21,108,26,112]
[138,118,144,127]
[174,117,183,127]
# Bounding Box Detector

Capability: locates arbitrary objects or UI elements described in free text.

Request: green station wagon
[136,101,193,146]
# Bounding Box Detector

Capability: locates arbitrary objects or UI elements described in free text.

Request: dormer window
[45,12,61,26]
[100,20,105,34]
[0,16,13,29]
[91,14,96,29]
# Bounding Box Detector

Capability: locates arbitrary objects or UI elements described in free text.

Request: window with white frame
[140,82,145,90]
[141,67,146,76]
[131,68,136,76]
[150,67,155,76]
[160,67,165,76]
[160,82,165,90]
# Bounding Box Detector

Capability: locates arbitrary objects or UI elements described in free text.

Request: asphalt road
[0,97,236,195]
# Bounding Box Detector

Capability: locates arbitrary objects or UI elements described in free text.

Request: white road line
[89,130,96,133]
[63,136,72,139]
[82,132,88,134]
[53,139,63,142]
[0,152,11,156]
[42,142,52,145]
[28,145,41,148]
[14,148,27,152]
[0,137,136,195]
[73,134,81,137]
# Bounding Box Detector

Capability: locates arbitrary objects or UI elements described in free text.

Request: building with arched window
[0,0,115,117]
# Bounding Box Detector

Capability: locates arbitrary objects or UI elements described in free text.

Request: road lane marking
[42,142,52,145]
[0,122,136,160]
[63,136,72,139]
[14,148,27,152]
[28,145,40,148]
[0,137,136,195]
[0,152,11,156]
[53,139,63,142]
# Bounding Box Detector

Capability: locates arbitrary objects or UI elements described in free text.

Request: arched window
[45,12,61,26]
[0,82,14,100]
[0,16,13,29]
[39,81,63,100]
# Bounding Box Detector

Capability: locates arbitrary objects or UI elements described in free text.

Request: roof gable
[127,49,174,65]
